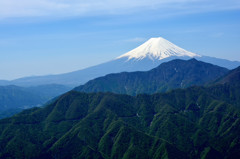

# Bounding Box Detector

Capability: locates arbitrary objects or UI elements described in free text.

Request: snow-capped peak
[117,37,200,60]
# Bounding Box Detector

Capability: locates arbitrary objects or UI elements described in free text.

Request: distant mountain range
[0,59,229,119]
[0,37,239,87]
[75,59,229,95]
[0,65,239,159]
[0,84,71,119]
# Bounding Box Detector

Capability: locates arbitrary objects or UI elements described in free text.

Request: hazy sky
[0,0,240,80]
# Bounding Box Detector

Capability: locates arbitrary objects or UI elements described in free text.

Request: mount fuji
[117,37,200,60]
[1,37,239,87]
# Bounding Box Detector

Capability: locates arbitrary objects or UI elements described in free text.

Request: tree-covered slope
[0,84,239,159]
[75,59,228,95]
[206,66,240,108]
[215,66,240,85]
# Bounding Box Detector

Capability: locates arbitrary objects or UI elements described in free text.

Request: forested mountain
[75,59,229,95]
[0,69,239,158]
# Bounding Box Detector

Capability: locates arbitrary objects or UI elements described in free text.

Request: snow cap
[117,37,200,60]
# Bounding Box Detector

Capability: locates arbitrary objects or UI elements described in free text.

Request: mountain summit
[117,37,200,61]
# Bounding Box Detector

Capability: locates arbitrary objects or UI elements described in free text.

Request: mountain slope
[75,59,229,95]
[216,66,240,85]
[0,91,186,159]
[204,66,240,108]
[0,81,240,159]
[1,37,239,87]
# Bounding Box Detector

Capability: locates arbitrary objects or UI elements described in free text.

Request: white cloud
[0,0,239,19]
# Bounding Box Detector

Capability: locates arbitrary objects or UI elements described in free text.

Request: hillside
[216,66,240,85]
[206,66,240,108]
[0,83,239,158]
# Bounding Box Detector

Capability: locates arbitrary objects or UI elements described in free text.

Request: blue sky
[0,0,240,80]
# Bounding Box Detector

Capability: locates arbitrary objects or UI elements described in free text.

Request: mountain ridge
[75,59,229,95]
